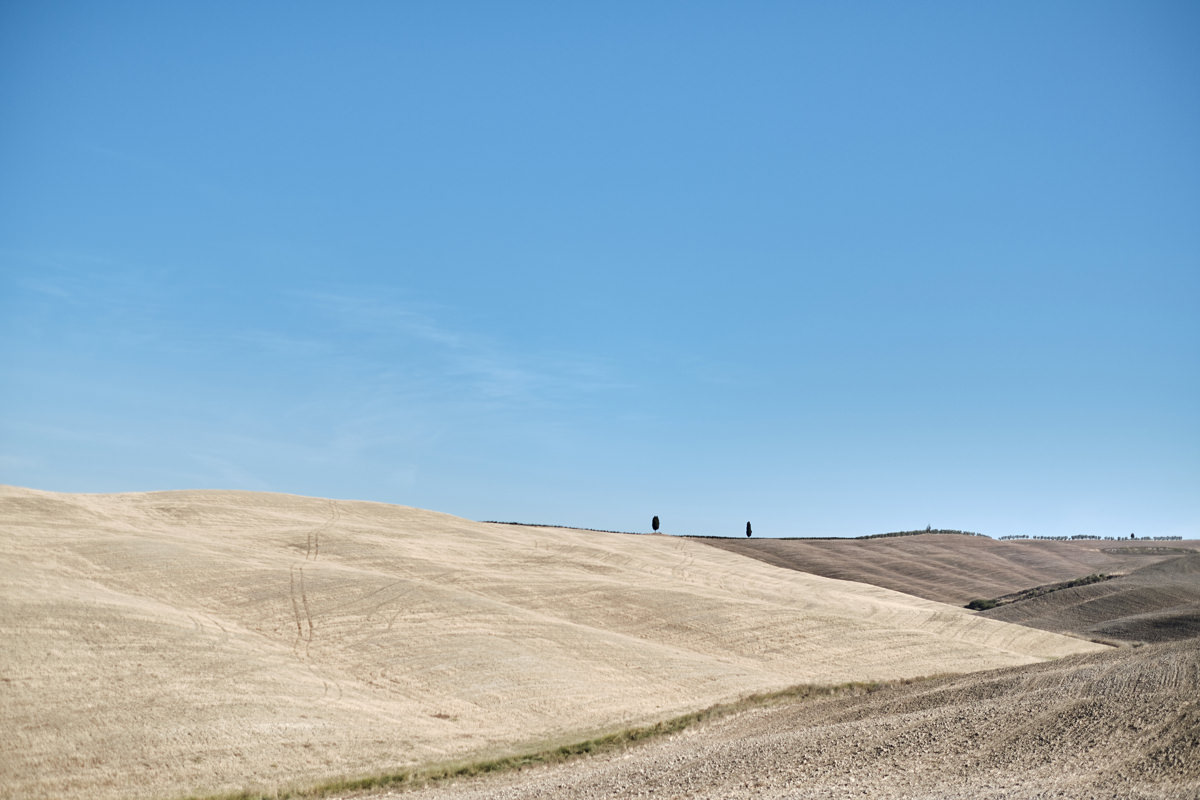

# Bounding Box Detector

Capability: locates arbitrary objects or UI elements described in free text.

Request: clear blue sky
[2,1,1197,538]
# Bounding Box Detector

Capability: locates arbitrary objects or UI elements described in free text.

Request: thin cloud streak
[298,288,629,416]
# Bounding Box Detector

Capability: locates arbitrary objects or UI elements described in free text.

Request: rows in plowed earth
[385,639,1200,800]
[700,533,1200,607]
[700,535,1200,646]
[982,551,1200,645]
[0,487,1098,800]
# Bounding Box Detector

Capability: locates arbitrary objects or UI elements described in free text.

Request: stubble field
[1,487,1193,799]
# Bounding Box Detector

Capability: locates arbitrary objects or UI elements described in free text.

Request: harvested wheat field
[0,486,1101,800]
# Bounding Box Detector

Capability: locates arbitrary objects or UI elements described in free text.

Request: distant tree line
[999,534,1183,541]
[863,528,985,540]
[485,520,1147,540]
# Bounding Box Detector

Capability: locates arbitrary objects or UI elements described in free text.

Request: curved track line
[289,566,305,639]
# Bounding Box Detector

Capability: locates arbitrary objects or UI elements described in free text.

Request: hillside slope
[0,487,1099,800]
[700,533,1198,606]
[983,551,1200,644]
[394,640,1200,800]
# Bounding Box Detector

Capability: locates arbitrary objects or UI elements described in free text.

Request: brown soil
[701,533,1200,646]
[983,552,1200,645]
[386,640,1200,800]
[700,534,1200,607]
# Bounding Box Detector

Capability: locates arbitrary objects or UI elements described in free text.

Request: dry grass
[0,486,1100,800]
[180,679,906,800]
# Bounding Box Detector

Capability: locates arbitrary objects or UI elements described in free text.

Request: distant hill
[982,551,1200,644]
[699,533,1200,607]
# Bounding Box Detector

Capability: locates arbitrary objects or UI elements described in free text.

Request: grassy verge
[180,679,908,800]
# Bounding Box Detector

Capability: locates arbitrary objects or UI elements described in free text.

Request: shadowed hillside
[700,533,1200,607]
[0,487,1099,800]
[983,551,1200,644]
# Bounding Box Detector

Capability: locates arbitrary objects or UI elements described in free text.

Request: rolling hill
[0,486,1100,800]
[700,533,1199,607]
[982,550,1200,644]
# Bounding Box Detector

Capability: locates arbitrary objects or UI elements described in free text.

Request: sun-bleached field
[0,487,1101,800]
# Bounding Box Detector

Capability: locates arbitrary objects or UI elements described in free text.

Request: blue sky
[2,1,1197,537]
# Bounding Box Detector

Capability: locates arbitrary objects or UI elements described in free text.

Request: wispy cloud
[296,288,626,414]
[0,250,174,345]
[1,270,636,496]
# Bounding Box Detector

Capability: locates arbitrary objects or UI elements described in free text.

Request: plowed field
[983,552,1200,644]
[392,640,1199,800]
[701,534,1200,607]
